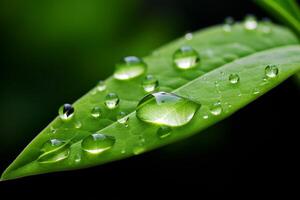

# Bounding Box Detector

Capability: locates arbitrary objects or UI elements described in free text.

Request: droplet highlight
[59,104,75,121]
[157,126,172,139]
[142,74,159,92]
[265,65,278,78]
[91,106,102,118]
[117,111,129,126]
[81,133,116,154]
[173,46,200,70]
[210,101,223,116]
[244,15,257,30]
[229,73,240,84]
[136,92,200,127]
[97,81,106,92]
[114,56,147,80]
[105,93,119,109]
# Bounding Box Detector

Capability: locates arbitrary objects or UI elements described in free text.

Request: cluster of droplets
[42,17,280,164]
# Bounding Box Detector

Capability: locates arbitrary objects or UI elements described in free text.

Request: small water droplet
[133,146,145,155]
[74,154,81,163]
[117,111,129,126]
[114,56,147,80]
[74,121,82,129]
[142,74,159,92]
[157,126,172,139]
[50,126,57,134]
[136,92,200,127]
[91,106,102,118]
[173,46,200,70]
[253,88,260,95]
[223,17,234,32]
[229,73,240,84]
[59,104,75,121]
[81,133,116,154]
[41,139,65,153]
[97,81,106,91]
[203,115,209,119]
[185,32,193,40]
[244,15,257,30]
[210,101,223,116]
[38,139,70,164]
[265,65,278,78]
[105,93,119,109]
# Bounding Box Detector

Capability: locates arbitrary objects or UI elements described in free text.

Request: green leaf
[2,22,300,180]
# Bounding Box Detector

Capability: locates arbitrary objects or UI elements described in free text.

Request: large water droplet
[91,106,102,118]
[229,73,240,84]
[210,101,223,116]
[136,92,200,127]
[117,111,129,126]
[157,126,172,139]
[244,15,257,30]
[97,80,106,92]
[142,74,159,92]
[265,65,278,78]
[38,139,70,164]
[105,93,119,109]
[114,56,147,80]
[59,104,75,121]
[81,133,116,154]
[173,46,200,70]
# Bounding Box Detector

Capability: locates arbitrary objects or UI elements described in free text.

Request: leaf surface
[2,22,300,180]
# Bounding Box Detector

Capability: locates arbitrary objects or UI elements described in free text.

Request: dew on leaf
[142,74,159,92]
[229,73,240,84]
[114,56,147,80]
[91,107,102,118]
[81,133,116,154]
[173,46,200,70]
[105,93,119,109]
[157,126,172,139]
[265,65,279,78]
[59,104,75,121]
[209,101,223,116]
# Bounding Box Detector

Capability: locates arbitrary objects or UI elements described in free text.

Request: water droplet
[229,73,240,84]
[41,139,65,153]
[244,15,257,30]
[157,126,172,139]
[142,74,159,92]
[117,111,129,126]
[97,80,106,91]
[253,88,260,95]
[136,92,200,127]
[203,115,209,119]
[265,65,278,78]
[105,93,119,109]
[210,101,223,116]
[38,139,70,164]
[173,46,200,70]
[50,126,57,134]
[114,56,147,80]
[133,146,145,155]
[59,104,75,121]
[91,106,102,118]
[74,121,82,129]
[121,149,126,154]
[81,133,116,154]
[223,17,234,32]
[185,32,193,40]
[74,154,81,163]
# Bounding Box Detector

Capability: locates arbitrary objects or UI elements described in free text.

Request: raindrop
[74,121,82,129]
[209,101,223,116]
[185,32,193,40]
[97,81,106,92]
[81,133,116,154]
[105,93,119,109]
[223,17,234,32]
[157,126,172,139]
[91,106,102,118]
[265,65,278,78]
[133,146,145,155]
[173,46,200,70]
[117,111,129,126]
[142,74,159,92]
[244,15,258,30]
[38,139,70,164]
[114,56,147,80]
[59,104,75,121]
[136,92,200,127]
[229,73,240,84]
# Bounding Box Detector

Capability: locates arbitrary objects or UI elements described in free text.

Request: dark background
[0,0,299,196]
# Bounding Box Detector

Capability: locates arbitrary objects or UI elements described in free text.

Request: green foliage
[2,22,300,180]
